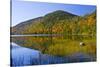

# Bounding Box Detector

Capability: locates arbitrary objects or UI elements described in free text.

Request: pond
[10,35,96,66]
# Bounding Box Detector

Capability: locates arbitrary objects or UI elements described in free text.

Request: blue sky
[12,0,96,26]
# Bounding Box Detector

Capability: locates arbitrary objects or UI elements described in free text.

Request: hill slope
[11,10,96,35]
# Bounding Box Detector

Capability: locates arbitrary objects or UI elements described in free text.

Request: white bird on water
[80,42,85,46]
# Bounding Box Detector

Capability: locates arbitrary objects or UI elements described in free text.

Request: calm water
[11,35,96,66]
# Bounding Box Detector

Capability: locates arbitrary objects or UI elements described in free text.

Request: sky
[11,0,96,26]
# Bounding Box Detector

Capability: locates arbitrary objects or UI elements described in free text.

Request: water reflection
[11,35,96,66]
[11,42,41,66]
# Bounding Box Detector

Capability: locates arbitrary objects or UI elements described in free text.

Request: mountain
[43,10,78,28]
[79,10,96,35]
[14,17,43,28]
[11,10,78,34]
[44,10,77,22]
[11,10,96,35]
[11,17,43,34]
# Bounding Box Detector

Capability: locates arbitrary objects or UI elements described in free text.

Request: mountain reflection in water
[11,42,95,66]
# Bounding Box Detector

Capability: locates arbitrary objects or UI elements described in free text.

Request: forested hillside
[11,10,96,35]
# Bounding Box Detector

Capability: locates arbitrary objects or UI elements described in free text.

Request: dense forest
[11,10,96,35]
